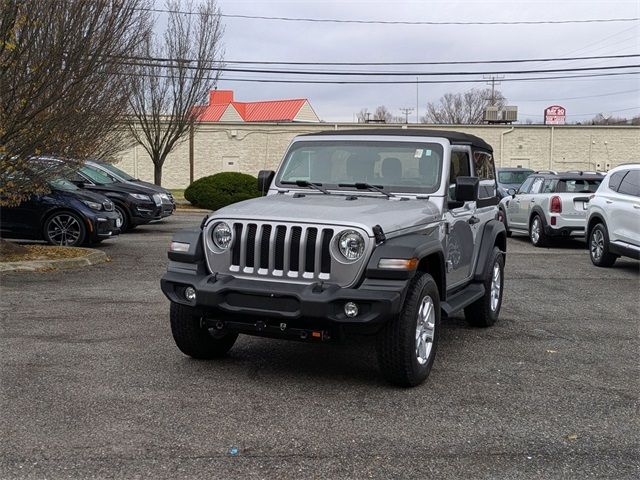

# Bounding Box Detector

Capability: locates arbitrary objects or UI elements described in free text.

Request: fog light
[184,286,196,302]
[344,302,359,318]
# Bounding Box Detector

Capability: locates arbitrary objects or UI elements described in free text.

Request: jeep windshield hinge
[372,224,386,244]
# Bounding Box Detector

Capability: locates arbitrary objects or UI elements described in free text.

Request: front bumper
[90,212,120,239]
[161,264,408,332]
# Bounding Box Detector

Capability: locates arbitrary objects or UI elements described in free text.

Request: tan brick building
[115,123,640,189]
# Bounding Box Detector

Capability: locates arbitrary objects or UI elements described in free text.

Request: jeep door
[444,147,476,288]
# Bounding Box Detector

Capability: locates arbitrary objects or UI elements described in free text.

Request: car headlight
[337,230,365,262]
[129,193,151,201]
[212,222,232,251]
[82,200,102,211]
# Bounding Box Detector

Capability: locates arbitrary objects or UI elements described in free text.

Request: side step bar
[441,283,485,316]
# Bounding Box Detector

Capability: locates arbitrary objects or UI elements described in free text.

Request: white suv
[586,164,640,267]
[498,172,603,247]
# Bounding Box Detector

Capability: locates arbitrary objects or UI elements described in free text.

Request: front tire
[464,247,504,327]
[170,302,238,359]
[376,272,441,387]
[114,204,133,232]
[43,211,87,246]
[589,223,617,267]
[529,214,548,247]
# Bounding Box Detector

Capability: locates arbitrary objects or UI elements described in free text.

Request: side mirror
[507,187,516,198]
[257,170,275,196]
[455,176,479,202]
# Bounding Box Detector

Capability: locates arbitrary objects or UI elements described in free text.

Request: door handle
[634,204,640,209]
[606,200,613,204]
[530,200,535,203]
[468,216,480,225]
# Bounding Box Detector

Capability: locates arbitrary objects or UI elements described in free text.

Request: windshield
[498,170,533,185]
[80,165,116,185]
[48,177,79,191]
[276,140,444,194]
[96,161,135,181]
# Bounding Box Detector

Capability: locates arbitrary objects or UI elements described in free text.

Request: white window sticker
[414,149,423,158]
[425,149,432,156]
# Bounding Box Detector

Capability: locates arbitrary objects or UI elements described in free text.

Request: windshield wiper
[338,182,395,198]
[281,180,330,195]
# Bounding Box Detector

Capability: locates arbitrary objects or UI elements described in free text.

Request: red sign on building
[544,105,566,125]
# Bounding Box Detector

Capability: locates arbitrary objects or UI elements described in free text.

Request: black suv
[72,164,170,231]
[0,177,120,246]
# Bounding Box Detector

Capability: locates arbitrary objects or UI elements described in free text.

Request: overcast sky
[187,0,639,123]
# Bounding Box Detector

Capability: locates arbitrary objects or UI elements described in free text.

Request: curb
[0,249,109,273]
[175,207,211,214]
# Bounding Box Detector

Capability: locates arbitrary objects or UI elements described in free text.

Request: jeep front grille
[230,222,334,280]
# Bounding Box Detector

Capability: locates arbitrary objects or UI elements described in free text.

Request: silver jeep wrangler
[161,129,507,387]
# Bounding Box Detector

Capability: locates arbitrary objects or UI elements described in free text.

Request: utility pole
[399,107,414,124]
[483,74,504,105]
[416,77,419,123]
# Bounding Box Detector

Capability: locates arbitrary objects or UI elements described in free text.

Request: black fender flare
[529,206,548,229]
[473,219,507,282]
[586,212,606,242]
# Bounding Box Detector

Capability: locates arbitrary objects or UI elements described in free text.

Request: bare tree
[127,0,225,185]
[0,0,150,207]
[356,108,370,123]
[373,105,393,123]
[422,88,506,124]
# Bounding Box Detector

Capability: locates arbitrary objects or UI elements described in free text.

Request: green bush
[184,172,261,211]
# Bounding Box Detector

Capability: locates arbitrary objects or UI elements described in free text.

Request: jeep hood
[213,193,441,234]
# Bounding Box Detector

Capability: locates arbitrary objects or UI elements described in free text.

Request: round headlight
[212,222,232,250]
[338,230,365,262]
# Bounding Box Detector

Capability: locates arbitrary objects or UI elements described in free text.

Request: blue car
[0,177,121,246]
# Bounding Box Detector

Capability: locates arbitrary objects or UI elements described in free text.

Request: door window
[473,151,496,199]
[617,170,640,197]
[448,151,471,201]
[518,177,535,194]
[608,170,627,192]
[530,177,544,194]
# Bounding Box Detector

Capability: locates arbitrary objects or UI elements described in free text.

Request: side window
[608,170,627,192]
[542,179,555,193]
[530,177,544,194]
[518,177,535,194]
[617,170,640,197]
[448,150,471,200]
[473,151,496,199]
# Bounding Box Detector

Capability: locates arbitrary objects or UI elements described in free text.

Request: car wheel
[589,223,617,267]
[170,302,238,359]
[114,204,135,232]
[529,214,548,247]
[376,272,440,387]
[43,211,87,247]
[464,247,504,327]
[497,208,512,238]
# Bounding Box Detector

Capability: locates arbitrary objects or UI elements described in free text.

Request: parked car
[161,128,507,387]
[498,171,603,246]
[496,167,533,198]
[85,160,175,212]
[71,163,172,231]
[586,164,640,267]
[0,177,120,246]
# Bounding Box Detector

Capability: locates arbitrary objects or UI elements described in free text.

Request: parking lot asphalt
[1,211,639,479]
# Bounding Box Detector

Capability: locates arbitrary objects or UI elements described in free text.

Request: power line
[117,69,640,85]
[138,8,640,26]
[114,55,640,76]
[512,88,640,102]
[222,53,640,66]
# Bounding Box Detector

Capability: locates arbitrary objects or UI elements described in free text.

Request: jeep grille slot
[229,222,335,280]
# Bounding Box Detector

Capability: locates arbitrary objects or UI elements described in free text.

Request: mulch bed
[0,244,89,263]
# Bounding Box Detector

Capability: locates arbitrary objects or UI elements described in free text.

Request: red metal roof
[194,90,310,122]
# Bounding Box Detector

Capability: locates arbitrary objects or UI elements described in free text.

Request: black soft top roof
[299,128,493,152]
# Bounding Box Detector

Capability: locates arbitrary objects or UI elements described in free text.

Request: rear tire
[589,223,617,267]
[464,247,504,327]
[170,302,238,359]
[376,272,440,387]
[529,214,548,247]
